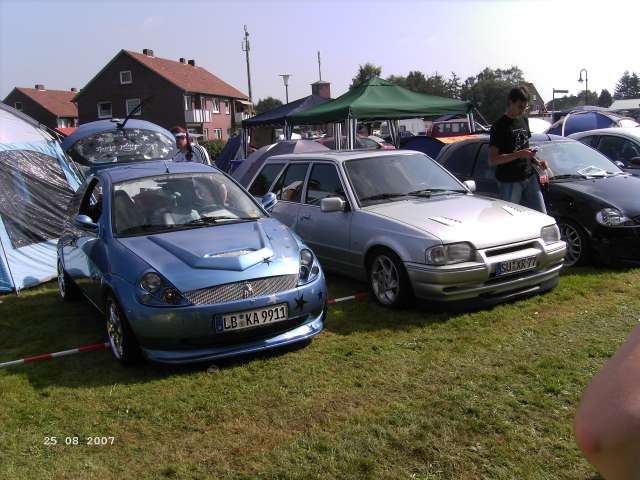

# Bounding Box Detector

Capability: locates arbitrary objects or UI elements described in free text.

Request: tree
[614,71,640,99]
[446,72,462,99]
[459,66,526,122]
[350,63,382,90]
[577,89,599,106]
[545,95,580,111]
[598,89,613,108]
[254,97,283,115]
[387,71,457,98]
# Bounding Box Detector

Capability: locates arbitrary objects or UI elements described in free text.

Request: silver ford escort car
[243,150,566,308]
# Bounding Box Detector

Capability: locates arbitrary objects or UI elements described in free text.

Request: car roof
[97,159,216,183]
[265,149,425,164]
[569,127,640,139]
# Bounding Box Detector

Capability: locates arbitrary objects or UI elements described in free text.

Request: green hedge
[200,140,226,162]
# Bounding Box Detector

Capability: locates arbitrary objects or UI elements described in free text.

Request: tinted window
[271,163,309,202]
[249,163,284,196]
[578,135,598,148]
[443,143,478,177]
[597,136,640,164]
[305,164,346,205]
[473,144,497,180]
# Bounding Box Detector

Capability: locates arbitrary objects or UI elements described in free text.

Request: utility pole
[242,25,253,102]
[317,51,322,81]
[279,74,291,104]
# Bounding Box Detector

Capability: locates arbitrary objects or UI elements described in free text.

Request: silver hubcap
[107,302,124,360]
[57,261,66,298]
[560,223,582,267]
[371,255,400,305]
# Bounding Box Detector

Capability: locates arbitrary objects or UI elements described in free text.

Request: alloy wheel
[107,301,124,360]
[560,223,582,267]
[370,255,400,305]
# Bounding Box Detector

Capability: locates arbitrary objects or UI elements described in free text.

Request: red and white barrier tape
[0,342,109,369]
[0,292,369,368]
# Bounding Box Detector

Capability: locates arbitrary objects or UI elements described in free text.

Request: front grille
[484,242,537,257]
[183,274,298,305]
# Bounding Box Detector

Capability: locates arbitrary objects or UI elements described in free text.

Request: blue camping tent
[0,103,80,292]
[547,109,638,136]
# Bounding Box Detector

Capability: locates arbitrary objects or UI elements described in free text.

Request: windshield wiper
[185,215,255,226]
[119,224,178,235]
[552,174,589,180]
[406,188,467,197]
[359,193,408,201]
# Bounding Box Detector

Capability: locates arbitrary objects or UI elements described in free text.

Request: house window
[531,94,537,101]
[120,70,132,85]
[225,101,230,115]
[213,128,222,139]
[184,95,192,111]
[97,101,112,119]
[212,98,220,113]
[14,101,23,111]
[203,128,209,140]
[125,98,141,116]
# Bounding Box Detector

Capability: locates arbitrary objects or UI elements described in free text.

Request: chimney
[70,87,77,92]
[143,48,154,57]
[179,58,186,64]
[35,84,45,90]
[188,59,196,67]
[311,81,331,99]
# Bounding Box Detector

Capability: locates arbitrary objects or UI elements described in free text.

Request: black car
[436,134,640,267]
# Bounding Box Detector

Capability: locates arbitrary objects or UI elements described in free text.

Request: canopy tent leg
[389,119,400,148]
[346,116,357,150]
[240,128,248,159]
[284,121,292,141]
[334,122,342,151]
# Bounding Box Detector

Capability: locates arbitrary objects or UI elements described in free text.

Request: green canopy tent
[289,77,474,148]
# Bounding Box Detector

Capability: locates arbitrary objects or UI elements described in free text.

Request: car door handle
[300,214,311,220]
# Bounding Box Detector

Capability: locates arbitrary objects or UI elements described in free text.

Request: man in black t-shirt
[489,86,548,213]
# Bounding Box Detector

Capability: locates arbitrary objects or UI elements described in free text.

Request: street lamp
[578,69,588,105]
[279,74,291,104]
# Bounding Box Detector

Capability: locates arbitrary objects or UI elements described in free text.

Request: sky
[1,0,639,106]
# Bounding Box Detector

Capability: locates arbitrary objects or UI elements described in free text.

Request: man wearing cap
[171,126,211,164]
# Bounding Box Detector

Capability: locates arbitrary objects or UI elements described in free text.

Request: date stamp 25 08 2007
[44,436,116,447]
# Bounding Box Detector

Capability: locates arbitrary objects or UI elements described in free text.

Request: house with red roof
[73,48,251,141]
[3,85,78,131]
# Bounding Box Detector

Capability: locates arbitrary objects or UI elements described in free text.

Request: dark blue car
[57,120,327,365]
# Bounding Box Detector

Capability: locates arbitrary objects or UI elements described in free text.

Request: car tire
[558,219,589,267]
[367,248,414,309]
[57,259,80,301]
[105,295,142,366]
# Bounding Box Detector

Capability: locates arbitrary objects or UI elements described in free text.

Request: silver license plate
[216,303,289,332]
[495,255,537,276]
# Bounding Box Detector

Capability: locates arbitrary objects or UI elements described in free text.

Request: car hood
[551,175,640,218]
[364,194,555,248]
[117,218,301,292]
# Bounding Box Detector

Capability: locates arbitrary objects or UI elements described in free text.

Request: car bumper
[591,225,640,267]
[114,273,327,364]
[405,239,566,303]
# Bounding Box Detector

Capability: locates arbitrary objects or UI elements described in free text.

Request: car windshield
[68,128,175,165]
[112,172,264,236]
[536,141,623,178]
[344,153,466,205]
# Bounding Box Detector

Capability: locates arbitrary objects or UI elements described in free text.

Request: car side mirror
[75,214,98,231]
[463,180,476,193]
[614,160,626,168]
[320,197,347,213]
[261,192,277,212]
[630,157,640,167]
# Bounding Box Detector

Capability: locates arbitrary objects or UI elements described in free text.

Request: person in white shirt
[170,126,210,164]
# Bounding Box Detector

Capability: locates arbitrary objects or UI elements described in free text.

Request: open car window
[68,128,175,166]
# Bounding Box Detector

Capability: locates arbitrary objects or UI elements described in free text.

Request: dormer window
[14,101,23,111]
[120,70,132,85]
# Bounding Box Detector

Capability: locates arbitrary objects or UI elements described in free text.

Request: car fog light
[541,224,561,244]
[140,272,163,293]
[163,288,182,305]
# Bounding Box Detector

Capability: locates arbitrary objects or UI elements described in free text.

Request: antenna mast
[317,51,322,81]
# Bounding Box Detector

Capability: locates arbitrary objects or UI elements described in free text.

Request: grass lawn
[1,267,637,479]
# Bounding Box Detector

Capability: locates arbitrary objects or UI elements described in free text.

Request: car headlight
[140,272,163,293]
[425,242,475,266]
[299,248,320,285]
[595,208,633,227]
[541,224,561,244]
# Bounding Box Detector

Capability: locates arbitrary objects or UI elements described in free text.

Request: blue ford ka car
[58,119,327,365]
